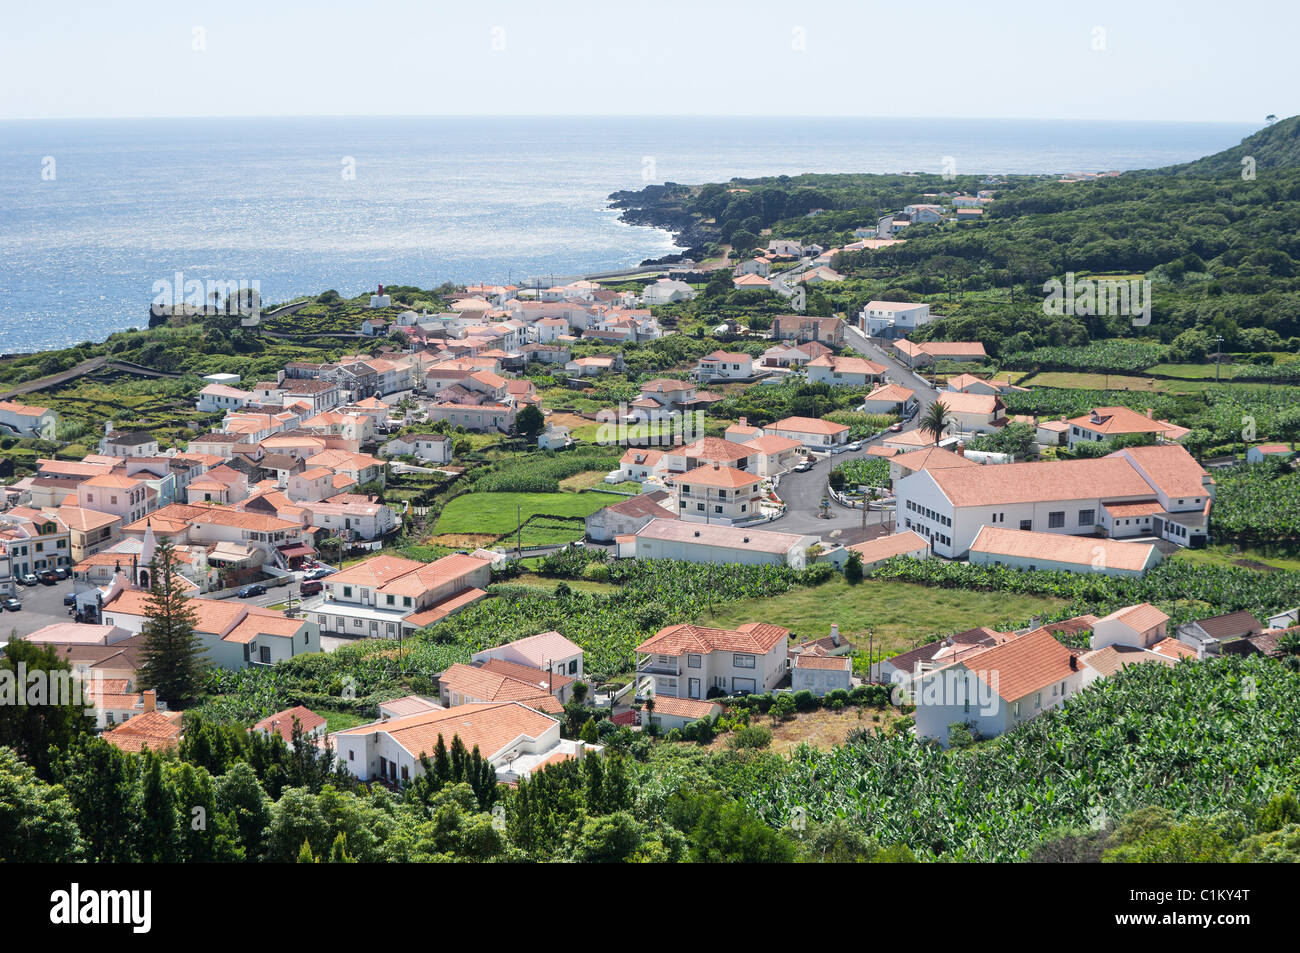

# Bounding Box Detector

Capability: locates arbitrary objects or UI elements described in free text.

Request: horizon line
[0,112,1268,126]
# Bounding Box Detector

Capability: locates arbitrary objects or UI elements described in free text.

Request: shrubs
[727,725,773,750]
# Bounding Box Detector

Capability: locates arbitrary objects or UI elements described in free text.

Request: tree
[0,746,85,861]
[919,401,952,444]
[844,551,864,584]
[138,538,209,707]
[0,639,93,777]
[515,404,545,439]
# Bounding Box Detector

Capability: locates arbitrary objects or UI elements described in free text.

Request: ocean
[0,115,1259,354]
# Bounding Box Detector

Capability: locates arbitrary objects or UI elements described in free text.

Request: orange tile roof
[255,705,327,742]
[1100,602,1170,633]
[403,587,488,627]
[890,446,978,473]
[943,628,1077,702]
[794,653,852,671]
[970,526,1158,572]
[675,463,761,489]
[847,530,929,562]
[637,621,789,655]
[103,710,184,753]
[925,458,1154,507]
[335,701,556,761]
[647,696,721,719]
[770,416,850,436]
[1113,445,1210,498]
[936,392,1001,416]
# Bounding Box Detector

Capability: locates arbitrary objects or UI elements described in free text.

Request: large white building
[0,400,57,440]
[896,444,1213,557]
[632,519,817,568]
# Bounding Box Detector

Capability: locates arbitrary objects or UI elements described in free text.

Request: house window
[568,660,578,674]
[1078,509,1095,526]
[1035,692,1042,709]
[734,654,755,669]
[688,654,702,668]
[343,586,353,599]
[1020,520,1032,531]
[1048,511,1065,529]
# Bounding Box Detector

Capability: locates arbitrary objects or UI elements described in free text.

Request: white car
[792,461,813,473]
[603,470,627,484]
[847,442,863,451]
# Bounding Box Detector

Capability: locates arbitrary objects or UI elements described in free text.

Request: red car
[889,422,904,432]
[299,580,323,596]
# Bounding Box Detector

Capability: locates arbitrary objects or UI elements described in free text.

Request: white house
[791,652,852,696]
[382,433,453,464]
[1066,406,1190,449]
[332,701,598,785]
[860,384,917,416]
[935,392,1004,436]
[0,400,58,440]
[670,464,764,524]
[471,630,585,680]
[1246,443,1294,464]
[643,695,723,732]
[313,552,492,639]
[197,384,253,414]
[913,628,1084,747]
[1089,602,1171,651]
[806,355,887,388]
[859,301,932,338]
[696,350,755,382]
[637,621,790,699]
[585,493,677,543]
[764,416,851,450]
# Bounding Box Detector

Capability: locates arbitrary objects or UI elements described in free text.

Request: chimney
[955,443,965,457]
[739,417,747,427]
[1197,641,1207,661]
[143,690,156,713]
[1069,655,1078,671]
[575,740,585,761]
[378,283,384,295]
[1145,407,1154,419]
[830,623,840,647]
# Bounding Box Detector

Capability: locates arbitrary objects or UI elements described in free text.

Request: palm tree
[920,401,952,444]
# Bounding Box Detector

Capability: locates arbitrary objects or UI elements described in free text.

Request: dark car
[54,566,71,579]
[237,584,268,598]
[2,597,21,611]
[299,580,323,597]
[63,592,79,607]
[38,570,58,585]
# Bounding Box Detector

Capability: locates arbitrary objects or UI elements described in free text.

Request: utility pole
[516,504,522,556]
[1213,335,1225,384]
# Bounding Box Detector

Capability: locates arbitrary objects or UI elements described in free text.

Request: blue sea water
[0,115,1259,354]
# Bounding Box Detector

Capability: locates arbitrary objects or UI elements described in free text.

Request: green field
[431,491,609,546]
[696,575,1067,657]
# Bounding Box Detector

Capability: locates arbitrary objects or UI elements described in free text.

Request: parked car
[63,592,78,607]
[792,460,813,472]
[38,570,58,585]
[54,566,71,579]
[847,441,863,451]
[305,566,334,580]
[20,573,39,586]
[237,584,268,598]
[299,580,323,597]
[889,422,904,432]
[2,597,20,611]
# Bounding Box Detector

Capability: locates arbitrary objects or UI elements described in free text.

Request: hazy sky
[2,0,1295,122]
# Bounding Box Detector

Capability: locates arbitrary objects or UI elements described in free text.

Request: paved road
[1,577,84,639]
[765,322,945,544]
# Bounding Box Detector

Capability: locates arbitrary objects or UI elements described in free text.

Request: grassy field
[1016,370,1295,397]
[1172,544,1300,573]
[696,575,1067,657]
[512,572,622,594]
[558,469,639,492]
[430,491,609,547]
